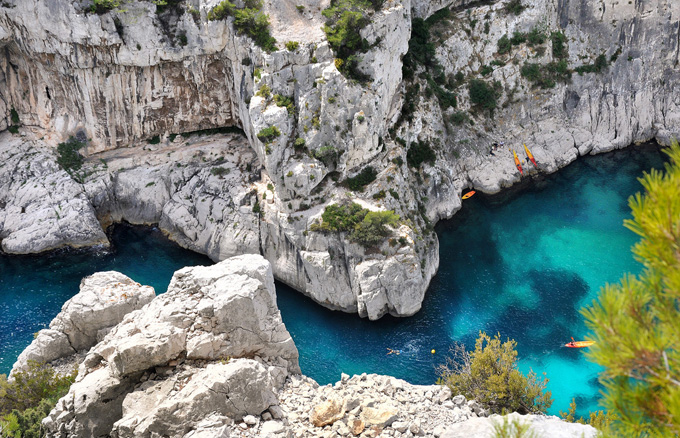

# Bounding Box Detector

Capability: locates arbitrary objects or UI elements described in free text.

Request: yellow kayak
[524,143,537,167]
[565,340,595,348]
[512,149,523,175]
[462,191,476,199]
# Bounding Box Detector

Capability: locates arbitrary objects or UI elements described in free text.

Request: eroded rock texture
[43,254,299,438]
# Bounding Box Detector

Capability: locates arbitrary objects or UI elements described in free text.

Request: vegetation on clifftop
[0,362,77,438]
[437,332,553,415]
[207,0,277,52]
[322,0,384,81]
[311,202,400,248]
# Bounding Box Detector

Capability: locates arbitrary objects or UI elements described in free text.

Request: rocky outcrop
[43,254,299,437]
[214,372,596,438]
[442,412,597,438]
[10,271,155,376]
[0,132,108,253]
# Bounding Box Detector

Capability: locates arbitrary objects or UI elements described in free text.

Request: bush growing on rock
[207,0,277,52]
[0,361,77,437]
[311,202,400,248]
[407,141,436,169]
[256,126,281,143]
[346,166,377,191]
[437,332,553,415]
[468,79,498,112]
[56,137,85,176]
[581,140,680,437]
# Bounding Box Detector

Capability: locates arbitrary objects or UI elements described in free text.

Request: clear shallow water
[0,144,666,417]
[276,143,667,417]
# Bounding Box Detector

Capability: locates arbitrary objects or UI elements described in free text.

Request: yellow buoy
[431,349,436,354]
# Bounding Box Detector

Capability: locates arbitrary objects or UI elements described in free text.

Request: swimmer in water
[386,348,401,355]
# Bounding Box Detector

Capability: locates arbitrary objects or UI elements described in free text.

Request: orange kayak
[512,149,523,175]
[462,191,476,199]
[524,143,538,167]
[565,340,595,348]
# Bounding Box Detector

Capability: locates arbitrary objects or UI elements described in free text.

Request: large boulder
[44,254,299,438]
[113,360,278,437]
[11,271,155,376]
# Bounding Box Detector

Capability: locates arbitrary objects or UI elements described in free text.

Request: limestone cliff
[0,0,678,320]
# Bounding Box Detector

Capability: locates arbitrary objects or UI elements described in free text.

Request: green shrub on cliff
[581,140,680,437]
[346,166,377,191]
[437,332,553,415]
[310,202,400,248]
[207,0,277,52]
[322,0,371,81]
[0,361,77,438]
[56,137,85,176]
[256,126,281,143]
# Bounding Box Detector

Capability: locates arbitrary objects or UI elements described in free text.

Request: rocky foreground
[11,254,596,437]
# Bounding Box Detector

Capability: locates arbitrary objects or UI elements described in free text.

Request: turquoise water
[0,225,213,374]
[0,144,666,417]
[275,143,667,416]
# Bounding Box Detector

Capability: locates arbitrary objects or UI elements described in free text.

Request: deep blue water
[0,143,666,417]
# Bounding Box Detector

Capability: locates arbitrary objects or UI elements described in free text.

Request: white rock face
[43,254,299,438]
[10,271,155,376]
[0,133,108,253]
[2,0,679,322]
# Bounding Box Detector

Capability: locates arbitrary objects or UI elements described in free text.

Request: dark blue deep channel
[0,143,667,417]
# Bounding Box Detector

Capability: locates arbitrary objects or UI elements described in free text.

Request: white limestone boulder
[112,360,278,437]
[10,271,155,376]
[441,412,598,438]
[44,254,299,438]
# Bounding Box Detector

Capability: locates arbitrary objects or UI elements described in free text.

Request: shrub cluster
[313,145,340,168]
[551,31,568,59]
[407,141,436,169]
[207,0,277,52]
[468,79,499,111]
[322,0,383,81]
[520,60,569,88]
[437,332,553,415]
[346,166,377,191]
[274,94,295,115]
[573,54,608,75]
[56,137,86,176]
[0,361,77,438]
[311,202,400,247]
[256,126,281,143]
[401,13,458,113]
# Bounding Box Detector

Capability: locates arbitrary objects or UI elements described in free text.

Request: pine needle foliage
[581,140,680,437]
[0,361,77,437]
[437,332,553,415]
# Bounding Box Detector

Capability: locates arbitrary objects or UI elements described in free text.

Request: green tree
[581,140,680,437]
[437,332,553,415]
[350,210,400,247]
[0,361,77,437]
